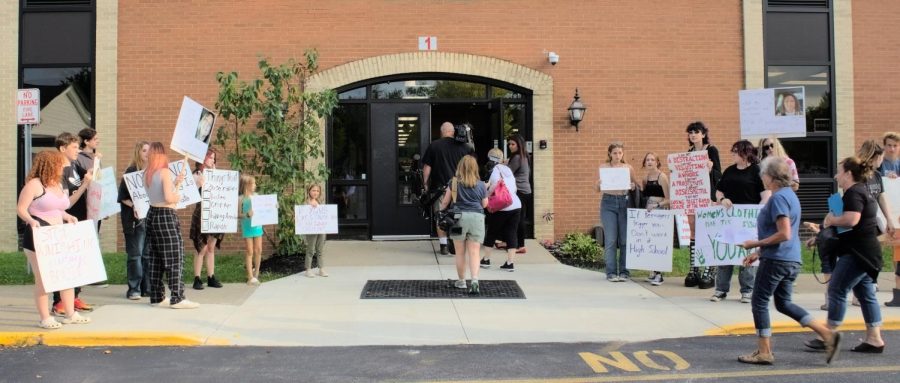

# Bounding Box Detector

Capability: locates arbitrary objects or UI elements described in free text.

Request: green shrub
[560,232,602,263]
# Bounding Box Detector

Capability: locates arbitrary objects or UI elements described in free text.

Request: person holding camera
[439,156,488,295]
[423,122,476,255]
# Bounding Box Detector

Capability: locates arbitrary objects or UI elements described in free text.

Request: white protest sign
[171,160,201,209]
[675,214,691,247]
[667,151,712,215]
[86,167,121,220]
[625,209,674,272]
[739,87,806,139]
[201,169,239,233]
[694,205,762,266]
[295,204,339,235]
[599,167,630,191]
[170,96,216,163]
[17,88,40,124]
[123,170,150,219]
[882,178,900,228]
[34,220,107,293]
[251,194,278,227]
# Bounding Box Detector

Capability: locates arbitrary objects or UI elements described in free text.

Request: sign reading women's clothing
[667,151,712,215]
[739,87,806,139]
[171,96,216,163]
[34,220,107,293]
[251,194,279,227]
[694,205,762,266]
[86,167,121,220]
[625,209,674,272]
[201,169,239,233]
[295,204,339,234]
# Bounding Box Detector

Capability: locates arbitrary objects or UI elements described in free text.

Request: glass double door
[371,103,432,239]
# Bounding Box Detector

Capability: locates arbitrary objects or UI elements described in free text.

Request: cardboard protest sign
[171,160,201,209]
[86,167,120,220]
[201,169,239,233]
[667,151,712,215]
[250,194,278,227]
[295,204,339,235]
[599,167,630,191]
[675,214,691,248]
[123,170,150,219]
[625,209,674,272]
[694,205,762,266]
[33,220,107,293]
[171,96,216,163]
[739,87,806,139]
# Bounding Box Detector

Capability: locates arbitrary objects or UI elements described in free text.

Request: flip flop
[826,332,842,364]
[850,342,885,353]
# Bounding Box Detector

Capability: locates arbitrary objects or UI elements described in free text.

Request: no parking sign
[17,88,40,124]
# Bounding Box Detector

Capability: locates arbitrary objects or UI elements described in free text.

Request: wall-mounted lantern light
[567,88,586,131]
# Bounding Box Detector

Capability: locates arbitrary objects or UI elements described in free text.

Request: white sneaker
[305,270,315,278]
[454,280,467,289]
[247,278,260,286]
[170,299,200,309]
[151,297,171,307]
[741,293,753,303]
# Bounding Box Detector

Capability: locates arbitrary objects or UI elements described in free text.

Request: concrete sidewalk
[1,240,898,347]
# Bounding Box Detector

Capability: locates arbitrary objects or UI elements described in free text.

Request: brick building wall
[852,0,900,147]
[117,1,746,253]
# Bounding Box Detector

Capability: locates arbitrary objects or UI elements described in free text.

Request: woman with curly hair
[17,150,90,329]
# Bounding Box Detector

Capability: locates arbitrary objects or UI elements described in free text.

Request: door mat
[360,280,525,299]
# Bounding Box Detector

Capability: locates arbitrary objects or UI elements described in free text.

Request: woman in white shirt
[480,148,523,272]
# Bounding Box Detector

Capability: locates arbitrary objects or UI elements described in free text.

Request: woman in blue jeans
[738,157,839,365]
[816,156,886,353]
[597,142,639,282]
[117,141,150,300]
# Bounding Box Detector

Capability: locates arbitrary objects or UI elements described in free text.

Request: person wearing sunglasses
[758,137,799,191]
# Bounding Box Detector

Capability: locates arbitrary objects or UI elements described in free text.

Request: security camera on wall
[548,52,559,65]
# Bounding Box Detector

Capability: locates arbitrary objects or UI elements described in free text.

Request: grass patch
[0,252,297,285]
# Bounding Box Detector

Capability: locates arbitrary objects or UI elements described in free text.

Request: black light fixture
[567,88,586,131]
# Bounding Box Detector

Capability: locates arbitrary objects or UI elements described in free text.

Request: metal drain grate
[360,280,526,299]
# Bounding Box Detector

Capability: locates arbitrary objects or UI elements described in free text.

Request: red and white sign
[17,88,41,124]
[418,36,437,51]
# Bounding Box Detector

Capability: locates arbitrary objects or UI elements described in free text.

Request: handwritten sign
[295,204,339,235]
[250,194,278,227]
[625,209,674,272]
[599,167,630,191]
[694,205,762,266]
[171,160,201,209]
[667,151,712,215]
[86,167,121,220]
[171,96,216,162]
[123,170,150,219]
[201,169,239,233]
[33,221,107,293]
[739,87,806,139]
[675,214,691,247]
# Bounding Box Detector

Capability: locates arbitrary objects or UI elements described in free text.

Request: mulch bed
[540,240,605,271]
[259,253,309,275]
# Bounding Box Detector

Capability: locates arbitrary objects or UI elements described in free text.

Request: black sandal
[850,342,885,353]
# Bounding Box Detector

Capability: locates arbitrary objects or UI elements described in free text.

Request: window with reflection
[338,86,366,100]
[23,67,93,141]
[331,185,367,220]
[396,115,421,205]
[767,66,831,132]
[503,103,526,138]
[781,139,830,177]
[493,87,524,99]
[330,104,367,180]
[372,80,487,99]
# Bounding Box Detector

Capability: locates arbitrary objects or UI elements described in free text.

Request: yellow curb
[706,316,900,336]
[0,332,231,347]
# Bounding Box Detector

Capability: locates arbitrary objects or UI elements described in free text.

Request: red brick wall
[117,0,745,252]
[852,0,900,147]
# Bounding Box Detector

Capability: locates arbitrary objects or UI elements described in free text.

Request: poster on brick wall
[694,205,762,267]
[34,220,107,293]
[201,169,239,233]
[295,204,339,235]
[625,208,674,272]
[667,150,712,215]
[171,96,216,163]
[739,87,806,139]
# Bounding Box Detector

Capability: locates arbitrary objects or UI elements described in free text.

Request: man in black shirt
[423,122,475,254]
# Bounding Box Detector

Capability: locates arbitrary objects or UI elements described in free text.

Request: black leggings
[516,192,532,248]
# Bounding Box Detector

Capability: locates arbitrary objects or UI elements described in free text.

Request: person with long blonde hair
[302,184,329,278]
[440,155,488,294]
[239,175,265,284]
[17,151,89,328]
[597,141,639,282]
[758,136,799,191]
[117,141,150,300]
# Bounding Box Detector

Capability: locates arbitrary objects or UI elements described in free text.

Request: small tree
[214,50,338,256]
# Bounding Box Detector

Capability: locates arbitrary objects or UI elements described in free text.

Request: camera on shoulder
[436,208,462,232]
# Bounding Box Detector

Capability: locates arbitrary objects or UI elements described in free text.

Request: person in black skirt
[189,149,225,290]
